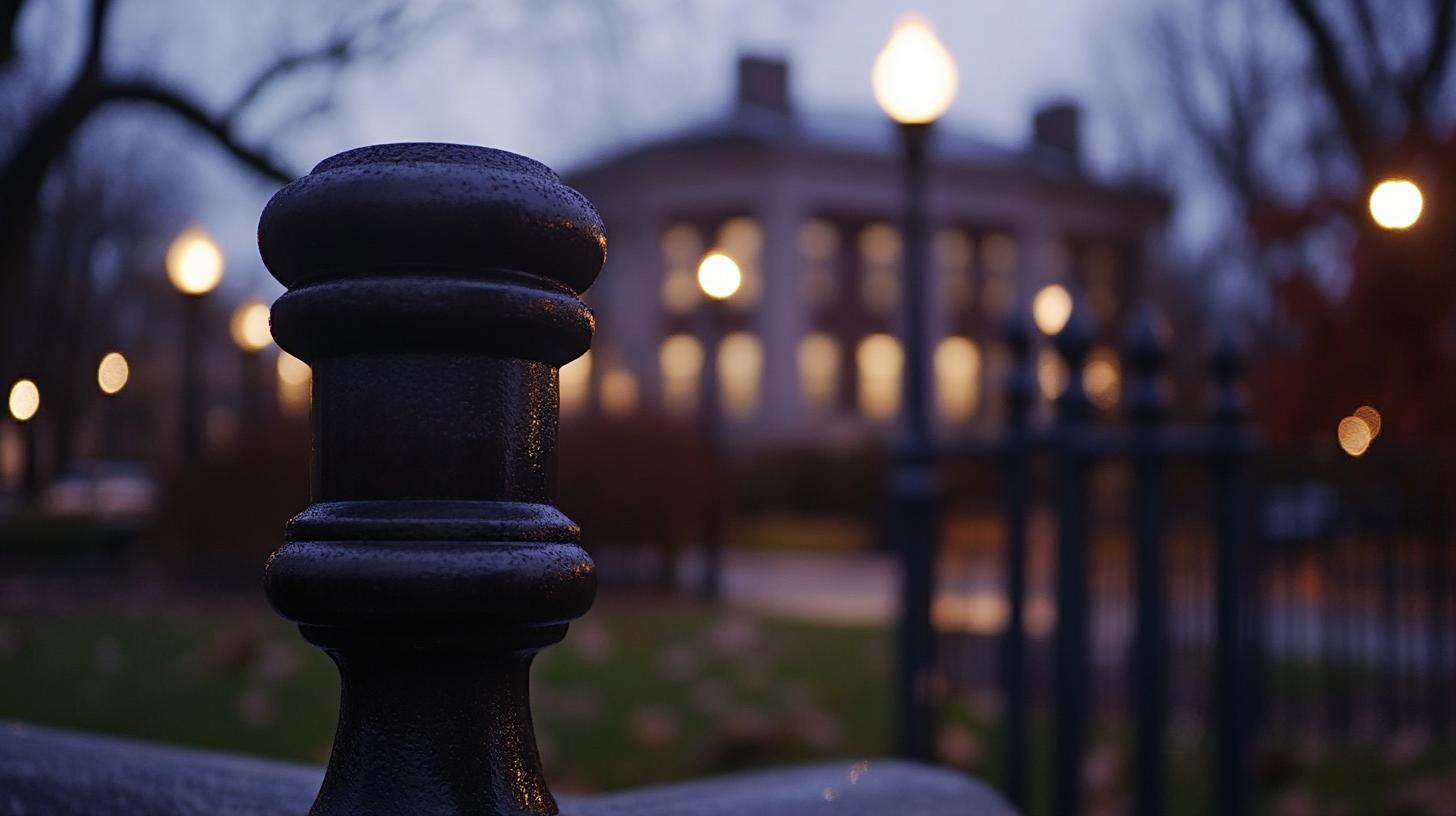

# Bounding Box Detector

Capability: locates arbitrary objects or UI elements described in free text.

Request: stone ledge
[0,722,1014,816]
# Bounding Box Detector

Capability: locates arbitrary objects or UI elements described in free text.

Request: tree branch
[1407,0,1454,127]
[98,81,295,183]
[83,0,113,75]
[1284,0,1376,168]
[222,1,405,130]
[0,0,24,66]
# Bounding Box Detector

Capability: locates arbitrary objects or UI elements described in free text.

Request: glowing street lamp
[1368,178,1423,230]
[872,15,959,126]
[230,299,272,353]
[7,378,40,502]
[694,249,742,602]
[166,227,225,460]
[7,379,39,422]
[231,298,273,430]
[873,12,958,766]
[696,252,743,301]
[167,228,225,296]
[97,352,130,395]
[1033,284,1074,336]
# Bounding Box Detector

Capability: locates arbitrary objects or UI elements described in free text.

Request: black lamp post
[229,298,273,435]
[166,228,224,461]
[7,378,40,503]
[873,15,959,761]
[695,250,742,602]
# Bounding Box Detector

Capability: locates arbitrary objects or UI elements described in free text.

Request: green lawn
[1,598,1452,813]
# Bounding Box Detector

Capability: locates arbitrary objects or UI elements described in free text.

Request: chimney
[736,54,791,116]
[1032,101,1081,170]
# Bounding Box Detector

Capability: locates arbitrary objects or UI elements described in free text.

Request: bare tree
[0,0,430,376]
[1128,0,1456,435]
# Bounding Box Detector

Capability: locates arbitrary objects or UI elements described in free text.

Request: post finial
[258,142,605,816]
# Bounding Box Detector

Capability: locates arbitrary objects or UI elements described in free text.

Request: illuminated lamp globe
[872,15,959,125]
[166,227,225,295]
[1368,179,1423,230]
[230,299,273,352]
[97,352,130,395]
[1032,284,1074,336]
[697,252,743,301]
[8,379,39,422]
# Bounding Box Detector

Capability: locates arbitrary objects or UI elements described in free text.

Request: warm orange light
[872,14,958,125]
[7,379,39,422]
[1032,284,1073,336]
[1338,416,1372,457]
[697,252,742,300]
[97,352,130,395]
[1353,405,1382,439]
[230,299,272,352]
[1369,179,1423,230]
[166,227,225,295]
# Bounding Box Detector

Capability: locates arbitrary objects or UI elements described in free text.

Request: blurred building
[566,55,1170,448]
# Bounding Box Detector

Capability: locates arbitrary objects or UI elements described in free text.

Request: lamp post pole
[695,251,741,602]
[873,14,957,762]
[698,297,726,601]
[892,119,939,762]
[166,228,224,462]
[179,293,204,460]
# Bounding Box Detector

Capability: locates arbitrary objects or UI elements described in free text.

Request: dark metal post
[892,121,940,761]
[1051,305,1093,816]
[1124,306,1168,816]
[239,346,268,436]
[998,311,1035,809]
[699,298,726,602]
[19,415,39,503]
[179,293,204,460]
[1210,332,1250,816]
[258,143,604,816]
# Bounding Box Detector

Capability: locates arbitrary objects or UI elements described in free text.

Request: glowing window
[799,219,840,306]
[717,217,762,310]
[559,350,592,418]
[1084,244,1119,327]
[718,332,763,419]
[600,368,639,418]
[797,332,841,412]
[661,223,703,315]
[935,229,973,309]
[1036,347,1067,402]
[856,333,903,421]
[1083,346,1120,412]
[981,232,1018,319]
[659,334,703,418]
[858,222,900,314]
[934,336,980,423]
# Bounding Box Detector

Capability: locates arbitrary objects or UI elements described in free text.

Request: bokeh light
[165,227,225,295]
[696,252,742,300]
[96,352,130,395]
[230,300,272,352]
[1032,284,1073,336]
[7,379,39,422]
[1338,415,1373,457]
[1353,405,1382,439]
[1368,179,1423,230]
[872,14,958,125]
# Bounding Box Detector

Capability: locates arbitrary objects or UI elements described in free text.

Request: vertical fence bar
[1209,332,1250,816]
[998,312,1036,811]
[1125,306,1168,816]
[1051,306,1093,816]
